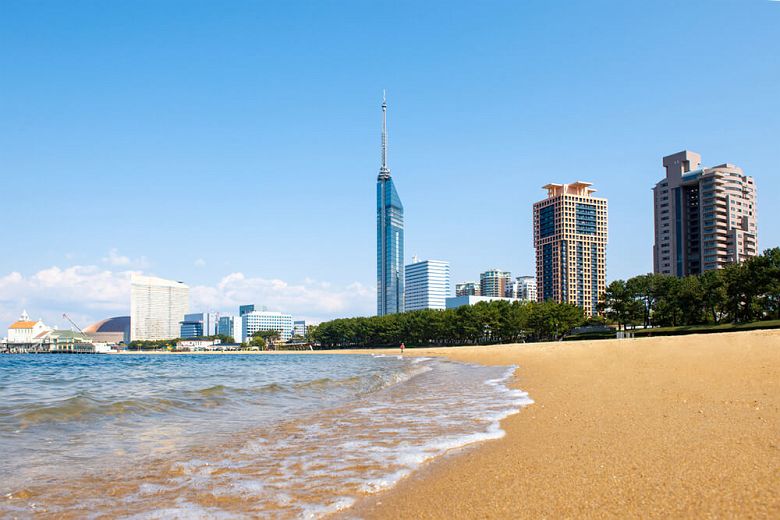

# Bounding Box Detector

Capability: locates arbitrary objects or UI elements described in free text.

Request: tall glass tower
[376,94,404,316]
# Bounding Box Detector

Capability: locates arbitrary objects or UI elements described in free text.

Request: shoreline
[339,329,780,518]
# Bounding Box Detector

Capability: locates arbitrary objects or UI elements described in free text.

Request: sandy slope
[344,330,780,519]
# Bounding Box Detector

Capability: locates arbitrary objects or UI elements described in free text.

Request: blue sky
[1,0,778,327]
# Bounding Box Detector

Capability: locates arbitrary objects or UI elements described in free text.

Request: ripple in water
[0,354,532,518]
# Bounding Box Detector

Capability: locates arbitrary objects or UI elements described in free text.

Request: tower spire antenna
[379,90,390,179]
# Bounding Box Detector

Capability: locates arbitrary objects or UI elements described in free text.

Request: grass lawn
[630,319,780,337]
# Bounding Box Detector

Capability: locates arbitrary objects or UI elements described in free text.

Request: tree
[249,333,266,349]
[304,324,318,343]
[700,269,727,324]
[600,280,641,330]
[675,275,704,325]
[627,274,663,328]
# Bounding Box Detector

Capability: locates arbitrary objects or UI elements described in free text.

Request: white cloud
[190,273,374,323]
[0,265,137,330]
[102,248,149,269]
[0,265,374,330]
[194,258,207,268]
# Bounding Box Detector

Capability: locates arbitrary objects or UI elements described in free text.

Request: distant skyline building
[217,315,234,338]
[404,259,451,312]
[505,276,537,301]
[480,269,512,298]
[6,310,51,344]
[455,282,481,297]
[240,310,294,342]
[130,274,189,341]
[83,316,131,345]
[446,295,520,309]
[293,320,307,338]
[533,182,608,316]
[179,312,217,338]
[376,93,405,316]
[517,276,538,302]
[239,304,255,316]
[653,150,758,277]
[234,315,244,343]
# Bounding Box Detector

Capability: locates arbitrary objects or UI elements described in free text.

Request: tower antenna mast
[380,90,390,178]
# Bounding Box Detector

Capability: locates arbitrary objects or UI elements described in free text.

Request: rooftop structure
[83,316,130,344]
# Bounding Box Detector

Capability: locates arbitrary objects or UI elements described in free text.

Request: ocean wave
[0,355,534,519]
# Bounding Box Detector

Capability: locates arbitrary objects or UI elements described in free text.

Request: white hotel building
[236,311,294,343]
[130,275,190,341]
[404,259,451,312]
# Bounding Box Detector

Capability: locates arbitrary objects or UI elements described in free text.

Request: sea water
[0,353,532,518]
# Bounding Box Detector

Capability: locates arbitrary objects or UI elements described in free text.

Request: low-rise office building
[445,295,521,309]
[240,310,294,342]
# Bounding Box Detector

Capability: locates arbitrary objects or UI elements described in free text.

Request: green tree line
[600,247,780,329]
[314,300,585,348]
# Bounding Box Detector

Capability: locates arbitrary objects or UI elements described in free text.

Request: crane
[62,313,84,334]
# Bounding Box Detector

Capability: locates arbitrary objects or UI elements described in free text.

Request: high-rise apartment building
[518,276,537,302]
[533,182,607,316]
[377,94,404,316]
[130,275,189,341]
[653,151,757,277]
[480,269,512,298]
[455,282,481,297]
[506,276,537,301]
[404,259,451,311]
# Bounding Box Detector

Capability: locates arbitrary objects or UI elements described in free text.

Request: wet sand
[343,330,780,519]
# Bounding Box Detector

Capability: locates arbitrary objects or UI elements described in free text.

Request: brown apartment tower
[653,151,757,277]
[533,182,608,317]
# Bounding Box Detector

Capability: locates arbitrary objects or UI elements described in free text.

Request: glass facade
[575,203,597,235]
[217,316,233,337]
[540,205,556,238]
[542,244,553,301]
[180,321,203,338]
[377,177,404,315]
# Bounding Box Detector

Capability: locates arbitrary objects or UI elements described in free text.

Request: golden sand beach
[343,330,780,519]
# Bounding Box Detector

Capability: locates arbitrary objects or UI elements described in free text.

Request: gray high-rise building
[377,94,404,316]
[653,151,758,277]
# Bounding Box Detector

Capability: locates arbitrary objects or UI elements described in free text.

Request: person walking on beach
[400,342,405,354]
